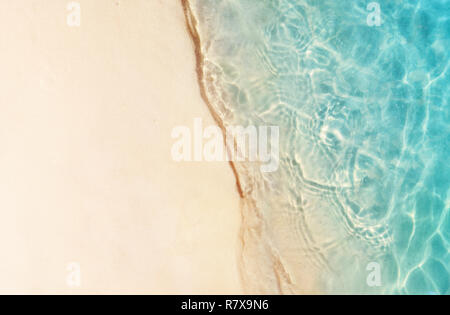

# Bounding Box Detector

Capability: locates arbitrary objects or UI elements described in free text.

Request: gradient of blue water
[192,0,449,294]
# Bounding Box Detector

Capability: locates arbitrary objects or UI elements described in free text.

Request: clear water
[189,0,450,294]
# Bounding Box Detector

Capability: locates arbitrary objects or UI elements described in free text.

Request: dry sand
[0,0,243,294]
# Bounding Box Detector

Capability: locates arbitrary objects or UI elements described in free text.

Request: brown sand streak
[180,0,244,199]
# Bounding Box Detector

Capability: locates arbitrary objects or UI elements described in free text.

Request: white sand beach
[0,0,243,294]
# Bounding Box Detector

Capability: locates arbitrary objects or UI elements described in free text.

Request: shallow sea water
[189,0,450,294]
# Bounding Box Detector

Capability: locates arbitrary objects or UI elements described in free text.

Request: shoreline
[180,0,279,294]
[181,0,324,294]
[180,0,245,199]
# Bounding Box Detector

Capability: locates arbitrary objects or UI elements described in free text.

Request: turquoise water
[190,0,450,294]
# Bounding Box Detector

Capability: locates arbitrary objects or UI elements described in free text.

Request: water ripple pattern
[188,0,450,294]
